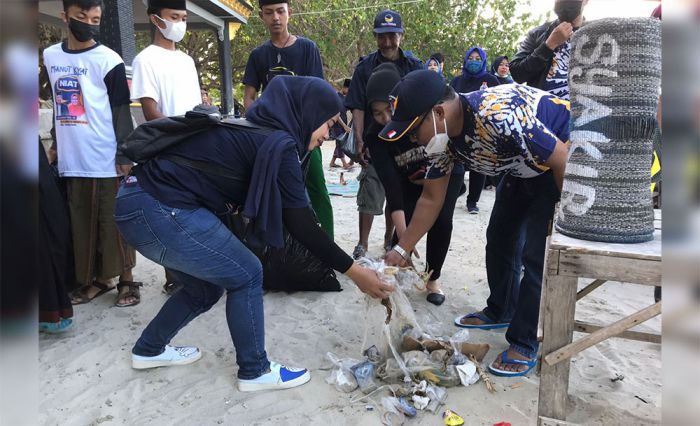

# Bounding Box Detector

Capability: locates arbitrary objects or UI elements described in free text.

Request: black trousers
[393,171,465,280]
[466,171,486,207]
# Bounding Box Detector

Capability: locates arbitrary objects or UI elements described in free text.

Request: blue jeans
[114,183,270,379]
[482,171,560,359]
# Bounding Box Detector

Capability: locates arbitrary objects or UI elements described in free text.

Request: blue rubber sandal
[454,311,510,330]
[487,350,537,377]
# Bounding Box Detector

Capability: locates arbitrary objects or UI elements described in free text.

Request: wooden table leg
[538,273,579,422]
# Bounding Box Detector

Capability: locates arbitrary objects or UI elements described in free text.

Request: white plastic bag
[325,352,359,393]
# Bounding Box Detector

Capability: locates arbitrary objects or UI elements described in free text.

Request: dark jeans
[114,183,270,379]
[396,171,465,280]
[482,171,560,359]
[466,171,486,207]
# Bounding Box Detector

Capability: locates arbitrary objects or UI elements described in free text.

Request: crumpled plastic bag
[456,361,480,386]
[448,329,471,366]
[325,352,359,393]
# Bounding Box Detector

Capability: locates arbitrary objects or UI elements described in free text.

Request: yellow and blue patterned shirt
[426,84,570,180]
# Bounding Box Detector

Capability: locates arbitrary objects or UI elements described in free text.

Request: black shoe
[163,281,183,296]
[467,205,479,214]
[426,290,445,306]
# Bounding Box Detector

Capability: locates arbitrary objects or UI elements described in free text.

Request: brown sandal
[115,281,143,307]
[71,281,116,305]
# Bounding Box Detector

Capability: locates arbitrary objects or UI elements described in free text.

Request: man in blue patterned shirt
[380,70,570,377]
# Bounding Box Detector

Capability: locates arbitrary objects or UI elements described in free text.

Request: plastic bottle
[480,81,488,91]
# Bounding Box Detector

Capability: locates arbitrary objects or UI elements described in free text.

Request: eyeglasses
[407,112,429,141]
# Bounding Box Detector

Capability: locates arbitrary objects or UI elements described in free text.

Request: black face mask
[554,1,582,23]
[69,17,100,42]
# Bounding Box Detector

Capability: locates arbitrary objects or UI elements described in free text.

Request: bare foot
[490,348,534,373]
[426,280,441,293]
[116,286,138,306]
[458,310,489,326]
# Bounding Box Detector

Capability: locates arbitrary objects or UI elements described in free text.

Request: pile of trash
[325,258,494,425]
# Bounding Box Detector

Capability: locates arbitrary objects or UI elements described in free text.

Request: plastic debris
[327,257,493,424]
[493,423,512,426]
[397,397,417,417]
[442,409,465,426]
[412,395,429,410]
[325,352,359,393]
[351,361,379,394]
[364,345,382,363]
[425,384,447,413]
[456,361,480,386]
[381,397,405,426]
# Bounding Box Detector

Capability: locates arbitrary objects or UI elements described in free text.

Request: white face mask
[424,110,450,155]
[154,15,187,42]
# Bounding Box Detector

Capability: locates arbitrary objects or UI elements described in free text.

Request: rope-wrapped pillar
[556,18,661,243]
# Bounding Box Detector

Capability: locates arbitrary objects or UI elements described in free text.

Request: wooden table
[537,210,661,425]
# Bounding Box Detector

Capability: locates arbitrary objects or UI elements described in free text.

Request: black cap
[373,9,404,34]
[259,0,287,7]
[365,63,401,108]
[149,0,186,10]
[378,70,446,142]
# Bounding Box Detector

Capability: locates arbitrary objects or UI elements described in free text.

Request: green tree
[231,0,543,88]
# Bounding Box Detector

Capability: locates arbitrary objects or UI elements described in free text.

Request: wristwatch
[391,245,410,261]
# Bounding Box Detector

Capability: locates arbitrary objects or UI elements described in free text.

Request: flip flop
[487,350,537,377]
[71,281,115,305]
[454,311,510,330]
[454,311,509,329]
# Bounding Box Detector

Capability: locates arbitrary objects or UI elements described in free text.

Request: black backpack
[121,109,342,293]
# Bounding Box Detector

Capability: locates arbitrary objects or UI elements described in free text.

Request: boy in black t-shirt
[242,0,333,239]
[242,1,324,109]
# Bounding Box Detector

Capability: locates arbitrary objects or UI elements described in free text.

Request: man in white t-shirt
[130,0,201,295]
[130,0,201,119]
[43,0,140,307]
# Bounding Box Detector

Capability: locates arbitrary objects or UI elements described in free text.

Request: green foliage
[39,1,546,103]
[231,0,544,88]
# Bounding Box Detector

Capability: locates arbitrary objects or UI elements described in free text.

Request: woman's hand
[384,249,408,267]
[345,263,395,299]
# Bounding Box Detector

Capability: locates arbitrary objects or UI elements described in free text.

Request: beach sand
[39,143,661,425]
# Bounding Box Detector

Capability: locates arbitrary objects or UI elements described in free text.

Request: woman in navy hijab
[450,47,500,93]
[449,47,499,213]
[115,76,394,393]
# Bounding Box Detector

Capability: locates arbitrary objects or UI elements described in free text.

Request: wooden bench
[537,210,661,425]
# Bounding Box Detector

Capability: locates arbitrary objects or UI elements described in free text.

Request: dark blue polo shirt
[345,49,424,118]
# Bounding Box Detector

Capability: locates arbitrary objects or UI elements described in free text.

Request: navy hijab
[491,55,514,84]
[461,46,488,78]
[242,76,342,248]
[246,75,342,156]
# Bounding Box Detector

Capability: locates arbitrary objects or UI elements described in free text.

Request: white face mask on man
[424,109,450,155]
[154,15,187,42]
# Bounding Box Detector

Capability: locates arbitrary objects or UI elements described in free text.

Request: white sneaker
[132,345,202,370]
[237,361,310,392]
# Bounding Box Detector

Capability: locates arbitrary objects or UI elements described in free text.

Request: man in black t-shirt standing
[242,0,334,239]
[345,9,423,259]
